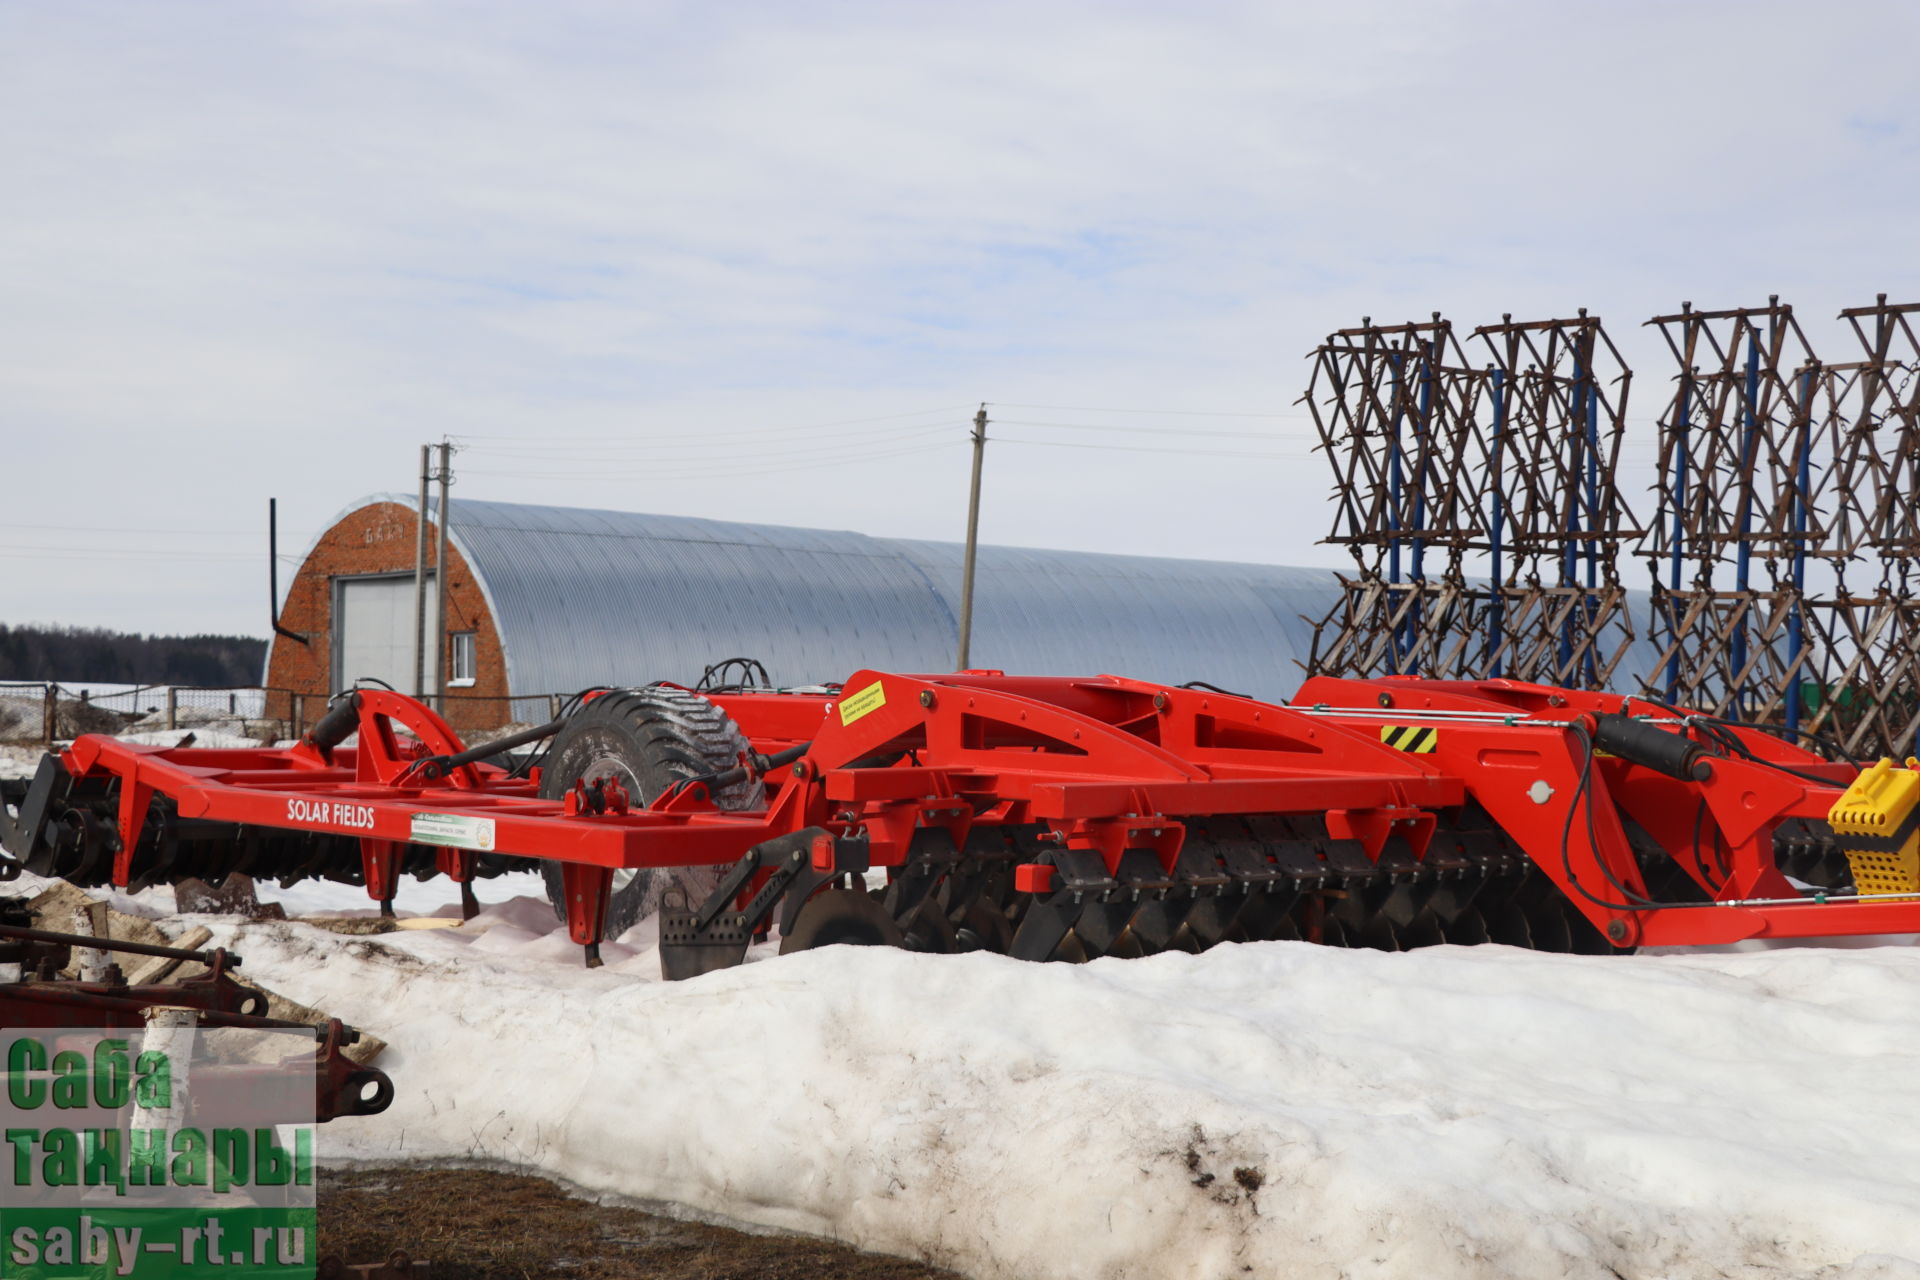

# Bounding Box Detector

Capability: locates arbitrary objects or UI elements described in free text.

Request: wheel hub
[581,756,645,892]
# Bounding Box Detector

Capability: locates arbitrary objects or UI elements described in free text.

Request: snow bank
[7,729,1920,1276]
[182,896,1920,1280]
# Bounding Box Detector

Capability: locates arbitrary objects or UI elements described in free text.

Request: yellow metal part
[1828,757,1920,895]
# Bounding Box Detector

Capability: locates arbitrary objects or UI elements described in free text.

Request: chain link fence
[0,684,568,748]
[0,682,159,745]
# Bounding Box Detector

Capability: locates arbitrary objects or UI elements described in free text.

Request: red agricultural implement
[0,909,392,1122]
[1,670,1915,976]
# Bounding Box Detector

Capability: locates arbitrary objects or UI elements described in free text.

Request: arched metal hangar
[264,493,1355,729]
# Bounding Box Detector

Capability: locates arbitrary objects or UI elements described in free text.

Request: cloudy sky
[3,0,1916,636]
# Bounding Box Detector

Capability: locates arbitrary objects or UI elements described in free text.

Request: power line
[464,438,966,483]
[456,415,963,454]
[993,418,1311,441]
[0,545,265,562]
[995,437,1317,460]
[453,404,973,445]
[991,402,1311,420]
[461,423,957,464]
[0,522,315,540]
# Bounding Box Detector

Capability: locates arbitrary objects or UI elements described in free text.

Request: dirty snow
[0,746,41,780]
[102,887,1913,1280]
[110,727,265,749]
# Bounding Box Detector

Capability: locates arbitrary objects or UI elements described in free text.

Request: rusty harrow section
[4,671,1916,976]
[1307,311,1642,689]
[1306,294,1920,760]
[1642,298,1834,730]
[1644,295,1920,758]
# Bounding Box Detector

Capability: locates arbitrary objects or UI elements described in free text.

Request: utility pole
[434,440,453,712]
[412,445,431,699]
[955,404,988,670]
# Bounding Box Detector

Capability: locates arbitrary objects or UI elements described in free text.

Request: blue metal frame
[1664,371,1694,701]
[1730,332,1761,715]
[1785,364,1814,735]
[1558,350,1585,674]
[1487,367,1507,676]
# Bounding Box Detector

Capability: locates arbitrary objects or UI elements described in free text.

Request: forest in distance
[0,624,266,687]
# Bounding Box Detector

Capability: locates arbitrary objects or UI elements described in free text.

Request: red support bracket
[1057,813,1185,874]
[559,862,614,967]
[858,797,973,869]
[1326,806,1435,861]
[112,779,154,887]
[434,847,481,921]
[359,838,403,911]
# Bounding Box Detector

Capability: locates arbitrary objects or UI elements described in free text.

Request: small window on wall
[449,631,477,686]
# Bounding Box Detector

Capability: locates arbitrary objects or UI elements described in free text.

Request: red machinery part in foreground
[0,671,1909,975]
[0,918,392,1122]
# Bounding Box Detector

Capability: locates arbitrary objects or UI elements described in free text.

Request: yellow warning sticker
[839,681,888,727]
[1380,724,1438,753]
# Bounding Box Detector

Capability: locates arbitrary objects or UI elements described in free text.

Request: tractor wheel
[540,687,764,938]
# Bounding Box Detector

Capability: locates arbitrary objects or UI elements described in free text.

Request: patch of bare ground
[319,1167,966,1280]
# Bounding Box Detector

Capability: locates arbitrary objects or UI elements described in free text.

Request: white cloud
[0,0,1915,636]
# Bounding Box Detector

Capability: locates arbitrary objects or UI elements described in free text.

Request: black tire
[540,687,764,938]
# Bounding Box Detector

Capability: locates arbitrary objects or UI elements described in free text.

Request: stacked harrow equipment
[1,670,1915,975]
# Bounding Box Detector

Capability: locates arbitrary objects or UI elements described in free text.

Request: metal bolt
[792,761,809,779]
[920,689,936,708]
[1606,920,1628,942]
[1377,692,1394,708]
[1153,692,1168,711]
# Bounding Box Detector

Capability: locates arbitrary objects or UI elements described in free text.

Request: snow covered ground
[85,882,1905,1280]
[0,745,41,779]
[9,743,1920,1277]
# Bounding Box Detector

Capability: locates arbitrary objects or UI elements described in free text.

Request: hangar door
[333,573,439,694]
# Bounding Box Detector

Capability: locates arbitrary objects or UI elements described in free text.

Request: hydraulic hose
[301,694,362,755]
[414,716,569,780]
[1590,712,1713,781]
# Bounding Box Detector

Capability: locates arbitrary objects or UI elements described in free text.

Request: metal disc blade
[778,889,906,955]
[1443,908,1490,946]
[953,900,1014,954]
[1010,898,1079,961]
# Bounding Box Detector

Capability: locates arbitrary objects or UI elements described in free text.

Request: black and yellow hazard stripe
[1379,724,1439,753]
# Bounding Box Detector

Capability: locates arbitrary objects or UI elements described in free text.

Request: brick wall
[265,501,515,732]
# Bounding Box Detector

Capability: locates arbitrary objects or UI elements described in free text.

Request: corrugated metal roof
[887,537,1339,698]
[346,494,1350,701]
[308,494,1661,702]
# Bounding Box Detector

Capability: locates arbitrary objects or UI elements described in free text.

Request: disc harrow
[2,670,1915,974]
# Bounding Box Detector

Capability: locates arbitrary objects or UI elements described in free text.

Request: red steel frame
[46,671,1920,952]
